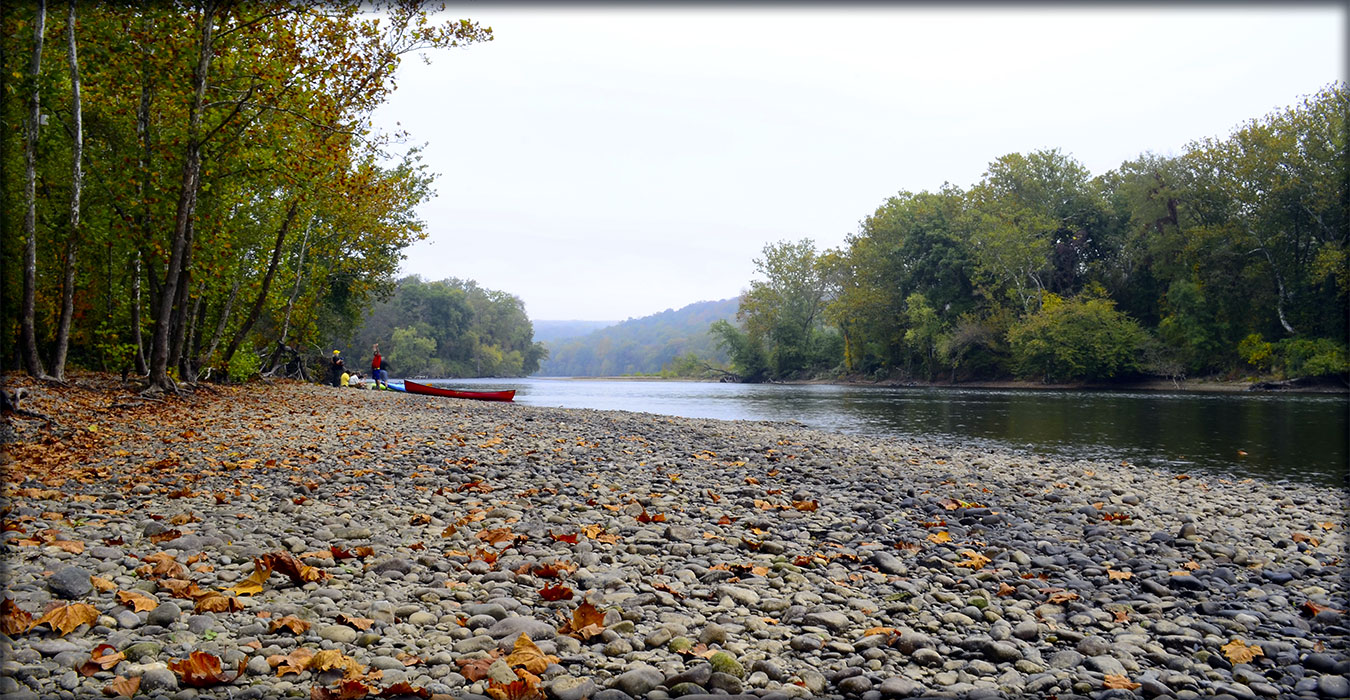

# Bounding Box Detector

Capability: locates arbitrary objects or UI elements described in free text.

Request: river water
[420,378,1347,487]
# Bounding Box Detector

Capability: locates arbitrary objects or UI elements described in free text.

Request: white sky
[375,6,1345,322]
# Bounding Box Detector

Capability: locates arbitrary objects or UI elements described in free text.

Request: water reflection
[428,379,1348,487]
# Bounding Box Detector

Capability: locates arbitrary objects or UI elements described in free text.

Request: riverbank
[3,376,1347,700]
[551,374,1348,395]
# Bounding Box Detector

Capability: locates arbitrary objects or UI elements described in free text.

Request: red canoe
[402,380,515,402]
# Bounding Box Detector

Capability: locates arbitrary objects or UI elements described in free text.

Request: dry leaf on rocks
[102,676,140,698]
[539,584,573,601]
[260,551,327,585]
[1103,674,1141,690]
[269,647,316,677]
[456,653,501,682]
[956,550,991,569]
[1220,638,1264,664]
[167,650,244,687]
[269,615,310,634]
[311,679,375,700]
[310,649,367,679]
[227,561,273,596]
[1,598,35,635]
[558,601,606,640]
[79,644,126,676]
[504,634,559,674]
[115,590,158,612]
[34,602,99,636]
[193,592,243,613]
[90,576,117,593]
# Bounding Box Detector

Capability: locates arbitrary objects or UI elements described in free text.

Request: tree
[737,239,835,378]
[1007,287,1148,382]
[19,0,47,379]
[49,0,82,382]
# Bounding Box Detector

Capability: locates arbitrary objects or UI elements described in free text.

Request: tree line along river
[419,378,1348,488]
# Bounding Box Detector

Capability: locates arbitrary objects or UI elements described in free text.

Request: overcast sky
[374,6,1344,322]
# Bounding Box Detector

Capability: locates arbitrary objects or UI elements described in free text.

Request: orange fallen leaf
[926,531,952,544]
[269,615,310,634]
[1107,569,1133,580]
[269,647,316,677]
[558,601,606,640]
[956,550,991,569]
[540,583,573,601]
[996,582,1016,597]
[1103,674,1141,690]
[33,602,99,636]
[115,590,159,612]
[103,675,140,697]
[193,592,243,613]
[168,650,245,687]
[337,613,375,630]
[1,598,34,635]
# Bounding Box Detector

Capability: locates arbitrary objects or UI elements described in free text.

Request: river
[418,378,1348,487]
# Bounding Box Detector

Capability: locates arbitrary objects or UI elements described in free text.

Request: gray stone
[986,641,1022,662]
[612,665,664,697]
[319,624,359,643]
[47,566,94,599]
[30,640,83,657]
[146,602,181,627]
[872,551,908,575]
[838,675,873,694]
[708,671,744,694]
[879,677,920,698]
[547,675,598,700]
[1049,650,1084,669]
[487,616,555,641]
[912,649,943,667]
[668,663,712,687]
[1321,674,1350,698]
[717,585,760,607]
[140,668,178,693]
[804,610,850,631]
[698,623,728,645]
[246,656,271,675]
[1086,655,1127,676]
[372,558,413,575]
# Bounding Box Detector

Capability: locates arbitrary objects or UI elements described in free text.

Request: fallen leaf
[115,590,159,612]
[33,602,99,636]
[311,679,375,700]
[310,649,367,679]
[1220,638,1264,664]
[539,584,573,601]
[504,634,559,674]
[103,676,140,697]
[79,644,126,676]
[193,592,243,613]
[926,531,952,544]
[455,653,501,682]
[861,626,896,637]
[996,582,1016,597]
[2,598,35,635]
[168,650,244,687]
[1107,569,1133,580]
[269,615,310,634]
[956,550,991,569]
[1047,591,1079,604]
[1300,600,1344,618]
[260,551,327,585]
[1103,674,1141,690]
[558,601,606,640]
[792,500,819,512]
[269,647,316,677]
[90,575,117,593]
[337,614,375,630]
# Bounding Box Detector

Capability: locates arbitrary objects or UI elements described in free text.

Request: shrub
[1008,290,1147,382]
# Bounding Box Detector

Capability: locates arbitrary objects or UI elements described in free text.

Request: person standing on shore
[330,350,345,387]
[371,344,386,389]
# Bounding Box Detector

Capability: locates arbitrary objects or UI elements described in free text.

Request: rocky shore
[2,379,1346,700]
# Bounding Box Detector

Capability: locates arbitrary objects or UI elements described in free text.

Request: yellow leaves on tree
[167,651,245,687]
[558,601,606,640]
[1221,638,1264,664]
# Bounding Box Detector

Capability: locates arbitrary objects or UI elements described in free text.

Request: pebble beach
[2,379,1346,700]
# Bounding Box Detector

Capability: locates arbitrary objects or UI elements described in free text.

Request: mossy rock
[668,636,694,653]
[708,651,744,678]
[968,597,989,609]
[667,682,707,697]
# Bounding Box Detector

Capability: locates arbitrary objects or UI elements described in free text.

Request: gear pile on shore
[2,379,1346,700]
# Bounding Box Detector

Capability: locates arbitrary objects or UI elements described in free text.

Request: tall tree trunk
[131,251,147,374]
[178,280,205,382]
[130,18,153,377]
[168,216,197,379]
[50,0,82,382]
[265,217,311,373]
[149,0,217,392]
[20,0,47,379]
[221,200,299,370]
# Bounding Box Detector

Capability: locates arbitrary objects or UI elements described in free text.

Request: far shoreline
[523,374,1348,395]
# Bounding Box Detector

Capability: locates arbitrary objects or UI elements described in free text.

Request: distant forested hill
[536,298,739,376]
[531,320,617,344]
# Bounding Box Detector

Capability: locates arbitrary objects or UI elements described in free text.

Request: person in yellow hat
[329,350,345,387]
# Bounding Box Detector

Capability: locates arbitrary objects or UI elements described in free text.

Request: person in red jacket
[371,344,387,389]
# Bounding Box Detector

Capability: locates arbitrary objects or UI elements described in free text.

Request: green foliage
[226,344,261,383]
[341,276,544,378]
[1274,338,1348,378]
[1237,334,1275,372]
[710,320,769,383]
[1007,289,1148,382]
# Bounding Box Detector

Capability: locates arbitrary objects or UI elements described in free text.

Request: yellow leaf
[227,563,272,596]
[956,550,991,569]
[1220,638,1264,664]
[1107,569,1133,580]
[1103,674,1141,690]
[90,576,117,593]
[504,634,558,674]
[926,531,952,544]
